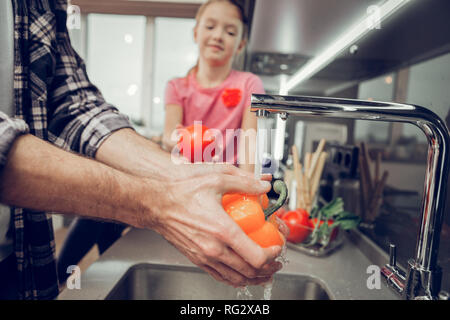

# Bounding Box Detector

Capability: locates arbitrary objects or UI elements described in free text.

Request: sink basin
[106,263,331,300]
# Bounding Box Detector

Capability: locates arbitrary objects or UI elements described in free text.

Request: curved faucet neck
[251,93,450,299]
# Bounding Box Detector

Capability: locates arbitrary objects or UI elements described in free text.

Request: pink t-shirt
[165,70,265,163]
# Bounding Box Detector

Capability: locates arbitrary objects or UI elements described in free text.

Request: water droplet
[276,243,290,266]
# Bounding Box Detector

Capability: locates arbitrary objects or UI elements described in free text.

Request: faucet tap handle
[387,243,406,281]
[382,243,407,295]
[389,243,397,268]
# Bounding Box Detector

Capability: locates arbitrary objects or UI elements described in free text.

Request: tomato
[281,209,312,244]
[224,199,265,234]
[177,124,215,163]
[310,218,339,241]
[247,221,284,248]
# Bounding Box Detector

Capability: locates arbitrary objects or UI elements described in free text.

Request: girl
[162,0,265,172]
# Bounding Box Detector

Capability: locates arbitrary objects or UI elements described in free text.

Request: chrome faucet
[251,93,449,300]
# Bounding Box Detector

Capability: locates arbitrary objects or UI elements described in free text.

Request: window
[86,14,147,126]
[68,14,197,137]
[151,17,197,132]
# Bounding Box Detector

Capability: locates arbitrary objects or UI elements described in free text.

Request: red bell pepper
[223,180,288,248]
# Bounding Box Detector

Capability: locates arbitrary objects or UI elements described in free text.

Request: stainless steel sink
[105,263,331,300]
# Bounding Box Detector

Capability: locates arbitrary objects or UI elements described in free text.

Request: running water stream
[236,243,290,300]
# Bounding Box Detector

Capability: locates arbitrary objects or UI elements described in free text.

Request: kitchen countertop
[58,227,400,300]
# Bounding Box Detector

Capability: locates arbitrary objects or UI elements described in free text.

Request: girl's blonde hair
[185,0,249,80]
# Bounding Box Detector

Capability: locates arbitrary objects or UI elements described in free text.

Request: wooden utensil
[291,145,304,209]
[368,170,389,221]
[308,138,326,179]
[309,152,328,210]
[360,142,373,194]
[375,151,381,185]
[358,153,369,221]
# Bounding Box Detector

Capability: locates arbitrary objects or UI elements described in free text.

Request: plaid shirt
[0,0,133,299]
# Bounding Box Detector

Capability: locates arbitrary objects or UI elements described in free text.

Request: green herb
[303,197,361,247]
[320,198,344,218]
[332,211,361,230]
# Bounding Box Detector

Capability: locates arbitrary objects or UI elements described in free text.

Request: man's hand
[96,128,286,287]
[140,173,284,288]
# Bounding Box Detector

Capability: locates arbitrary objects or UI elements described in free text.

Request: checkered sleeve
[47,3,134,158]
[0,112,29,170]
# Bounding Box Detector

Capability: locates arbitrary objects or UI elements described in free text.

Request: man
[0,0,283,299]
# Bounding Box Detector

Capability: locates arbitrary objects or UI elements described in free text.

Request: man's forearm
[96,128,263,182]
[95,128,179,180]
[0,134,155,227]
